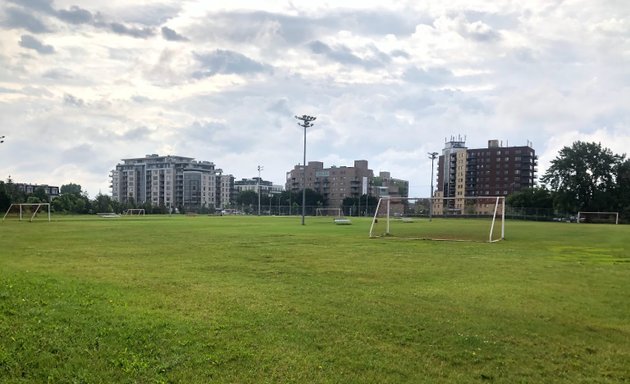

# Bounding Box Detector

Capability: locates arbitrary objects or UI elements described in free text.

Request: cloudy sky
[0,0,628,198]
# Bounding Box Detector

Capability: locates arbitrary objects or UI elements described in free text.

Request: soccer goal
[369,196,505,242]
[316,208,342,217]
[577,211,619,224]
[124,208,145,215]
[2,203,51,222]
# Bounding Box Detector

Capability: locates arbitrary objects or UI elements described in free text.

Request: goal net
[577,211,618,224]
[2,203,51,222]
[369,197,505,242]
[316,208,343,217]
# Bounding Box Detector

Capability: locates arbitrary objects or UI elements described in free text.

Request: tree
[507,187,553,210]
[614,159,630,221]
[32,187,49,203]
[236,190,258,213]
[0,181,11,212]
[60,183,83,196]
[53,183,91,214]
[302,189,326,208]
[541,141,624,213]
[93,193,113,213]
[507,187,554,218]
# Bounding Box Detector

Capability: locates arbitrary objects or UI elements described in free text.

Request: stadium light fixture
[0,135,5,144]
[295,115,316,225]
[257,165,264,216]
[428,152,439,221]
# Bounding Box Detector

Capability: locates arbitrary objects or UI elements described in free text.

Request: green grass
[1,215,629,383]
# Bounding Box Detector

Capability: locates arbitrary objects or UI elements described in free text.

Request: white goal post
[3,203,51,222]
[369,196,505,242]
[124,208,145,215]
[315,208,343,217]
[577,211,619,224]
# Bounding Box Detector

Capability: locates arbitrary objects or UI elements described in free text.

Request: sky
[0,0,628,198]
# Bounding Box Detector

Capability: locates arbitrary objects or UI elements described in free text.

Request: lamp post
[295,115,316,225]
[257,165,263,216]
[428,152,438,221]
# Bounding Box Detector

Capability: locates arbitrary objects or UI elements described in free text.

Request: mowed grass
[0,215,629,383]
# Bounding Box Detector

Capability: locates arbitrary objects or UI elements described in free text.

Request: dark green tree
[32,187,49,203]
[93,193,114,213]
[236,190,258,213]
[60,183,83,196]
[507,187,553,209]
[53,183,91,214]
[541,141,624,213]
[614,159,630,221]
[302,189,326,207]
[0,181,11,211]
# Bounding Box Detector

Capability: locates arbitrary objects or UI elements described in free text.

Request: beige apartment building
[285,160,408,209]
[433,138,537,215]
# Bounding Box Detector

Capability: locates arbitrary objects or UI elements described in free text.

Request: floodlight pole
[295,115,316,225]
[257,165,263,216]
[428,152,438,222]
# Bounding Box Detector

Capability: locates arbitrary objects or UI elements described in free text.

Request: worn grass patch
[1,216,629,383]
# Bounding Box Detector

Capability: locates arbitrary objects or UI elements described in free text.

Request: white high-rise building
[111,154,226,210]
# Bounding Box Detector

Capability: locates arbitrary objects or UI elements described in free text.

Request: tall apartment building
[434,137,537,214]
[111,154,229,210]
[285,160,407,208]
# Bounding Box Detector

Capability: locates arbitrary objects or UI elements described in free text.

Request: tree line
[508,141,630,222]
[0,181,168,215]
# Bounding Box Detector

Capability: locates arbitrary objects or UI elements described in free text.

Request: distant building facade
[218,174,235,209]
[234,178,283,197]
[14,183,60,199]
[434,138,537,214]
[285,160,408,208]
[111,154,233,210]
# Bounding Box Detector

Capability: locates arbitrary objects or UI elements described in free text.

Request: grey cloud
[267,98,292,116]
[189,9,422,47]
[19,35,54,54]
[161,26,188,41]
[462,20,501,42]
[63,94,84,107]
[0,87,19,94]
[6,0,54,14]
[331,9,422,36]
[57,6,93,24]
[131,95,151,103]
[113,4,181,27]
[193,50,270,78]
[61,143,96,165]
[308,40,386,69]
[110,22,154,38]
[403,67,453,85]
[121,126,152,141]
[391,49,411,59]
[43,68,76,80]
[4,7,51,33]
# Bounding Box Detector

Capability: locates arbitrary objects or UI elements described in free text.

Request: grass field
[1,215,629,383]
